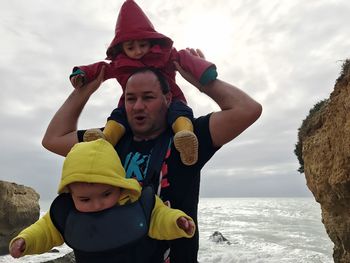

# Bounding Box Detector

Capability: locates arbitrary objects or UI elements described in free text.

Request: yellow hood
[58,139,141,200]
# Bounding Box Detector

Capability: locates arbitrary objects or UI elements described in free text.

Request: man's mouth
[134,115,146,122]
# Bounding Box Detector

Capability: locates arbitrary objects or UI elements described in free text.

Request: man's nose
[133,98,145,110]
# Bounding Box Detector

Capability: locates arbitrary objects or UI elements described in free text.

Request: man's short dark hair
[130,67,170,94]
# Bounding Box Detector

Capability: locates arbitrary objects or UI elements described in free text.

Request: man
[42,49,262,262]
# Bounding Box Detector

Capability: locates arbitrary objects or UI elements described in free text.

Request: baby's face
[69,182,121,212]
[122,39,151,59]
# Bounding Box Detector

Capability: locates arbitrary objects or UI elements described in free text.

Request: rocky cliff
[301,59,350,263]
[0,180,40,255]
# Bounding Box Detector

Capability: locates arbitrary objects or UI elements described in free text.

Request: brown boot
[173,130,198,166]
[172,116,198,166]
[83,128,106,142]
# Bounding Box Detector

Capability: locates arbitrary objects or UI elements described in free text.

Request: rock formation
[300,59,350,263]
[44,252,76,263]
[209,231,231,245]
[0,180,40,255]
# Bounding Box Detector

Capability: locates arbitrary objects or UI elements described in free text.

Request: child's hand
[9,238,26,258]
[70,74,85,89]
[177,217,195,236]
[174,48,206,90]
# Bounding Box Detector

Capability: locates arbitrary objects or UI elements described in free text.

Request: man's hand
[9,238,26,258]
[177,216,195,236]
[81,66,106,95]
[70,74,85,89]
[188,48,205,59]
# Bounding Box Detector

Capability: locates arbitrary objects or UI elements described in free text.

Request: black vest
[50,186,163,263]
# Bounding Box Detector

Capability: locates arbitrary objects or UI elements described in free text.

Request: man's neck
[133,126,168,142]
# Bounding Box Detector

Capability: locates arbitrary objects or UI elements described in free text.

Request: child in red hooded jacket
[70,0,217,166]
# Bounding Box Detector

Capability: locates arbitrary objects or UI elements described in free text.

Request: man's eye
[126,97,136,102]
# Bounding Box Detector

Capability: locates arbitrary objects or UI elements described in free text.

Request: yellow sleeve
[9,212,64,256]
[148,196,195,240]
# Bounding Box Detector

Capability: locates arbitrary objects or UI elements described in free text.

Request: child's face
[69,182,121,212]
[122,39,151,59]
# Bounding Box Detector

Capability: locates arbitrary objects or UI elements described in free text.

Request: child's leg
[169,101,198,166]
[83,107,127,146]
[103,120,125,146]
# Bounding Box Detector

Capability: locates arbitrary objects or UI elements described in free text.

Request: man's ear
[165,92,172,106]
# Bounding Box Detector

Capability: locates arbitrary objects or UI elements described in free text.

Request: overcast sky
[1,0,349,203]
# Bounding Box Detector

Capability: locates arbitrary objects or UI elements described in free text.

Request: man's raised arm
[201,78,262,147]
[174,49,262,148]
[42,67,105,156]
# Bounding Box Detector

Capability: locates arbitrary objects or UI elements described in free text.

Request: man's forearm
[202,79,262,147]
[42,67,105,156]
[42,88,90,156]
[201,79,258,110]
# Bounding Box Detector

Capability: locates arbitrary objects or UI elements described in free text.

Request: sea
[0,198,333,263]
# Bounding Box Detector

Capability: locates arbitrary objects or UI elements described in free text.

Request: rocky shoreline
[43,252,75,263]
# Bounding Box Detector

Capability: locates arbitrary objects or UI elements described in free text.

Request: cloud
[1,0,349,201]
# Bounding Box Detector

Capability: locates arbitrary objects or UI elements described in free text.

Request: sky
[1,0,349,203]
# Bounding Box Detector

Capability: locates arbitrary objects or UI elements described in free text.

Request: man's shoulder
[193,113,212,133]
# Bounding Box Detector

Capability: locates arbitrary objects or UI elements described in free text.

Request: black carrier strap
[144,129,172,186]
[50,187,156,253]
[50,193,75,234]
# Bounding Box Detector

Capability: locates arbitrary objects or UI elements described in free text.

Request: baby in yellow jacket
[9,139,195,263]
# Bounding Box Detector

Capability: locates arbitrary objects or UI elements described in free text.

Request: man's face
[125,71,171,140]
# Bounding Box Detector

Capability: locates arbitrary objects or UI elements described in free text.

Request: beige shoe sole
[174,130,198,166]
[83,128,106,142]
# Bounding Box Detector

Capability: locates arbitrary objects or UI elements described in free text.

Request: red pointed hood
[106,0,173,60]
